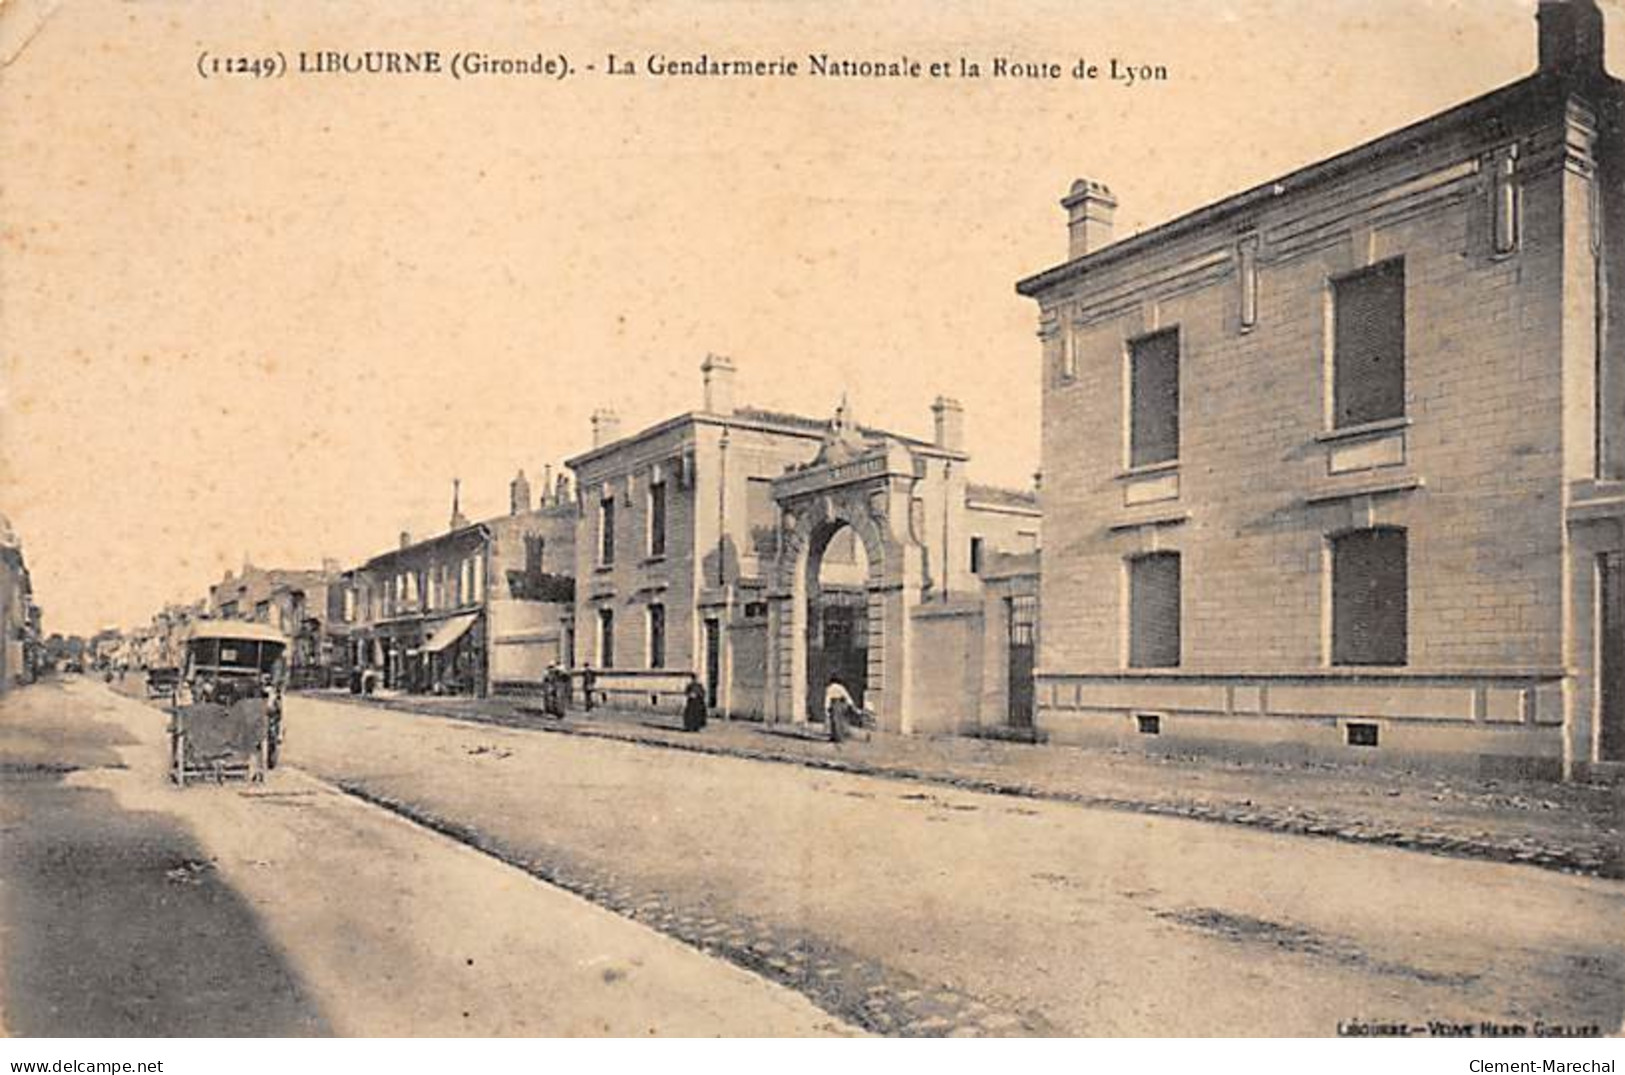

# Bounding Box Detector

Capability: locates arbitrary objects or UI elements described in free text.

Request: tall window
[648,479,667,558]
[598,608,615,669]
[1128,552,1181,668]
[1330,528,1408,666]
[969,536,985,575]
[599,495,616,565]
[1129,329,1180,467]
[1332,260,1405,428]
[647,603,666,669]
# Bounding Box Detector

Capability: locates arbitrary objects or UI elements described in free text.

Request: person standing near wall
[824,676,855,744]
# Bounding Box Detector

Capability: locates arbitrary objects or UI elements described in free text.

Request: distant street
[2,678,1622,1037]
[0,679,846,1036]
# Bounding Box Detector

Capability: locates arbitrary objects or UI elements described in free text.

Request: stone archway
[765,437,927,733]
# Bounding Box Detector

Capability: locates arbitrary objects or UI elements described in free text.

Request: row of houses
[123,0,1621,781]
[0,514,44,692]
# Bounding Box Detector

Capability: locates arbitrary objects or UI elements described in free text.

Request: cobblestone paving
[336,780,1055,1037]
[310,691,1622,880]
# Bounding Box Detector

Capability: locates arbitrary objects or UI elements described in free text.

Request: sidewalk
[299,689,1622,879]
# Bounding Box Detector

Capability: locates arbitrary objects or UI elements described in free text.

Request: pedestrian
[543,664,567,719]
[581,664,596,711]
[681,675,708,732]
[824,676,855,744]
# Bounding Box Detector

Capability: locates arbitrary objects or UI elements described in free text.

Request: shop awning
[422,613,478,654]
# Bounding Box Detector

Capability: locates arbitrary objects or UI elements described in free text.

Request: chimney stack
[1061,178,1117,260]
[931,396,965,452]
[702,353,736,414]
[556,471,572,505]
[449,477,468,531]
[591,408,622,448]
[510,469,531,516]
[399,530,413,549]
[1538,0,1605,81]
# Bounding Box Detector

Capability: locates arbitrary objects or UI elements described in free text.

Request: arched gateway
[764,409,928,733]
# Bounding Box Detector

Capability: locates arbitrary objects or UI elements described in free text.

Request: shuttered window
[1333,260,1406,428]
[647,604,666,669]
[1331,528,1408,666]
[1128,552,1181,668]
[1129,329,1180,467]
[598,608,615,669]
[648,480,667,558]
[599,496,616,565]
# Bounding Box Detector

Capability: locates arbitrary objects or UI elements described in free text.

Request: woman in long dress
[682,677,709,732]
[824,677,855,744]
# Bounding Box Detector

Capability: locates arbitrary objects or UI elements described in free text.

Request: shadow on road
[0,680,332,1036]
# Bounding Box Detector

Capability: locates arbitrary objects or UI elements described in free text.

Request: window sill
[1304,474,1422,504]
[1108,509,1189,532]
[1315,416,1410,445]
[594,563,616,574]
[642,554,668,566]
[1115,459,1180,481]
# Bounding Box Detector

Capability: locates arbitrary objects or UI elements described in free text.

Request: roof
[966,483,1039,512]
[1016,69,1621,298]
[186,620,288,644]
[361,522,488,570]
[567,403,942,470]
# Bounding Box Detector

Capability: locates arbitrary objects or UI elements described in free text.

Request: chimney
[591,408,621,448]
[931,396,965,452]
[556,471,572,505]
[702,353,736,414]
[510,469,531,515]
[1538,0,1606,81]
[540,464,554,505]
[1061,178,1117,260]
[399,530,413,549]
[449,478,468,531]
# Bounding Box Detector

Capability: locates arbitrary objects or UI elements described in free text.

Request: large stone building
[566,357,1040,732]
[342,473,577,696]
[1016,0,1622,779]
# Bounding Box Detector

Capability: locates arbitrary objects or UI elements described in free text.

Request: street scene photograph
[1,0,1623,1059]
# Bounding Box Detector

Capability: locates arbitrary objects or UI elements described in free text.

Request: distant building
[0,514,41,690]
[567,357,1041,731]
[205,561,340,685]
[1016,0,1623,778]
[342,473,577,696]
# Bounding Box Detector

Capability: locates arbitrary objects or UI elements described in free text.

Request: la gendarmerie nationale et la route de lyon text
[288,48,1170,84]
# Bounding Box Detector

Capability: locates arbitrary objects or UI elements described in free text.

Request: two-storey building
[567,357,1042,729]
[344,473,577,696]
[1016,0,1623,779]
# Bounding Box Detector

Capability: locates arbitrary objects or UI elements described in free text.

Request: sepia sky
[2,0,1621,636]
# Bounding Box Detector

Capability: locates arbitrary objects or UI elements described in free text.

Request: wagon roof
[186,620,288,645]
